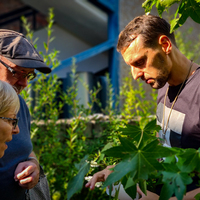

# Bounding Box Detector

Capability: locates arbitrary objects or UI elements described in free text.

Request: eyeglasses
[0,117,19,129]
[0,59,37,81]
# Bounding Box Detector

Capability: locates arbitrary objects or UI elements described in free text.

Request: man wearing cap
[0,29,51,199]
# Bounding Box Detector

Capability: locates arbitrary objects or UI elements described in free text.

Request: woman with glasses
[0,80,20,158]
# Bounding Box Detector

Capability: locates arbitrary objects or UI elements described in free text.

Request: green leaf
[103,146,133,158]
[125,184,137,200]
[139,179,147,195]
[159,181,175,200]
[171,13,189,31]
[102,157,138,188]
[170,0,199,32]
[175,174,190,200]
[159,163,193,200]
[119,123,153,147]
[164,154,176,163]
[176,148,200,173]
[189,0,200,24]
[170,18,179,32]
[74,155,89,170]
[176,1,189,21]
[121,176,138,199]
[143,119,161,133]
[142,0,181,15]
[142,0,157,13]
[142,139,175,159]
[43,42,47,50]
[139,119,161,148]
[67,160,90,200]
[124,176,135,189]
[99,142,114,161]
[119,136,138,152]
[158,0,181,7]
[195,192,200,200]
[142,0,200,33]
[118,124,141,138]
[49,36,55,43]
[103,139,167,188]
[102,137,137,159]
[156,1,166,16]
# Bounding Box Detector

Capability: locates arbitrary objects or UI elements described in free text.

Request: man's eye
[135,60,144,66]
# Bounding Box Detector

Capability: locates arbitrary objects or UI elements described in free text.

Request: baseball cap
[0,29,51,73]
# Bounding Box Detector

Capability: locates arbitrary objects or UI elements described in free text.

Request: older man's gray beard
[12,85,23,94]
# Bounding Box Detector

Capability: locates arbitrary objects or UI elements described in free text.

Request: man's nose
[131,67,144,80]
[12,125,19,135]
[16,77,28,88]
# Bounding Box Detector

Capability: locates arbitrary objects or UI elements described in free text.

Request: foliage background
[20,8,157,200]
[20,2,200,199]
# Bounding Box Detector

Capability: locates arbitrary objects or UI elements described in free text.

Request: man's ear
[158,35,172,54]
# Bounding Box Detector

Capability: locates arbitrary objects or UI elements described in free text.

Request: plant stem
[137,129,143,148]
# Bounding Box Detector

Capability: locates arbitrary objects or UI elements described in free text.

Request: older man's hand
[14,160,40,189]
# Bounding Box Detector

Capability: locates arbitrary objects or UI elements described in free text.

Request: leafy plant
[69,118,200,200]
[175,27,200,63]
[67,8,200,199]
[21,9,120,199]
[119,75,157,122]
[20,2,200,200]
[142,0,200,32]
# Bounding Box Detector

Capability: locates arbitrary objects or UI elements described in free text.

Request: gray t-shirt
[0,95,33,200]
[156,67,200,193]
[157,67,200,149]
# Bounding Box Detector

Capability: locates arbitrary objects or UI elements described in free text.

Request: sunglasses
[0,59,36,81]
[0,117,19,129]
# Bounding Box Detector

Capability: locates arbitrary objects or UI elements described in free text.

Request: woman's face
[0,109,19,158]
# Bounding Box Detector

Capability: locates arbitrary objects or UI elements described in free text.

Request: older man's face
[0,57,34,94]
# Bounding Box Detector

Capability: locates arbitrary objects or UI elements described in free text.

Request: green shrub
[20,8,157,200]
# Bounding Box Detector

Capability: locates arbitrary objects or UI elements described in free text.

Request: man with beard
[0,29,51,199]
[86,14,200,199]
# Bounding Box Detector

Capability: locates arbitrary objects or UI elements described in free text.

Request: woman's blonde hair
[0,80,20,116]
